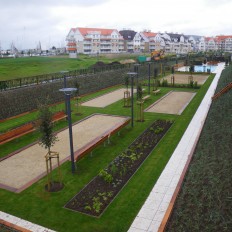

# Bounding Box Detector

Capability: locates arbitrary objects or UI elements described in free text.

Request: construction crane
[151,50,165,61]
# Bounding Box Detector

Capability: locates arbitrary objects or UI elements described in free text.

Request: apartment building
[66,27,232,55]
[66,27,124,55]
[216,35,232,52]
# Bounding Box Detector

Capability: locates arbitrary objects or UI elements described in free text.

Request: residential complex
[66,27,232,56]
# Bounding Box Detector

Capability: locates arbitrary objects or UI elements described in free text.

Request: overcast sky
[1,0,231,50]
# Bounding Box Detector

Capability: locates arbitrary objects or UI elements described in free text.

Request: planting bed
[165,66,232,231]
[65,120,172,217]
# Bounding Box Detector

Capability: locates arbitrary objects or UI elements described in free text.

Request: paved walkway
[128,63,225,232]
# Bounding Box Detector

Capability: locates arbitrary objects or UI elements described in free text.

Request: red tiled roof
[215,35,232,41]
[77,27,117,36]
[143,32,157,38]
[67,48,77,51]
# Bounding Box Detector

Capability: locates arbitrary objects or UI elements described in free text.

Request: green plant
[161,79,168,87]
[137,84,143,101]
[99,169,113,183]
[84,205,92,211]
[110,163,118,175]
[194,81,198,89]
[189,80,194,88]
[38,101,58,152]
[154,126,164,134]
[92,197,103,213]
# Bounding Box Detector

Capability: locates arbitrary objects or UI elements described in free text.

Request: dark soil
[45,181,64,192]
[65,120,172,217]
[0,223,20,232]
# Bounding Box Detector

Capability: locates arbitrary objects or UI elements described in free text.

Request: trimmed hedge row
[0,60,178,120]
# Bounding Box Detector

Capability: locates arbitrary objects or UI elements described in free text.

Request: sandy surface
[0,114,129,190]
[163,74,209,85]
[82,88,136,108]
[145,91,196,115]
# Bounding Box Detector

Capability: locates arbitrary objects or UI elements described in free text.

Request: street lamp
[60,71,69,115]
[147,62,152,94]
[59,87,77,174]
[127,72,137,127]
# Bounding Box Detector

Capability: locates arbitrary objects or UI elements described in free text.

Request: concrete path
[128,63,225,232]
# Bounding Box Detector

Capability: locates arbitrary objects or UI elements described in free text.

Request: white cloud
[0,0,231,49]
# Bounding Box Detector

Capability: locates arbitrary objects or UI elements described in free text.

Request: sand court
[82,88,136,108]
[0,114,130,192]
[163,74,209,85]
[145,91,196,115]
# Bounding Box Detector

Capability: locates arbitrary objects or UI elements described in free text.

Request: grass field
[0,54,137,81]
[0,72,214,231]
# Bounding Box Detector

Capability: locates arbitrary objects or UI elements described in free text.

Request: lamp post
[59,87,77,174]
[127,72,137,127]
[133,63,141,99]
[148,62,152,94]
[60,71,69,115]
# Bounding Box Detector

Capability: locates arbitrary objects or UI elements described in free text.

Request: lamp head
[59,88,77,95]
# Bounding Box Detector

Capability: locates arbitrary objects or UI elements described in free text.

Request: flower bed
[65,120,172,217]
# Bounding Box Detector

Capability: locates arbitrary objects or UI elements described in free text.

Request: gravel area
[145,91,196,115]
[163,74,209,85]
[0,114,129,192]
[81,88,135,108]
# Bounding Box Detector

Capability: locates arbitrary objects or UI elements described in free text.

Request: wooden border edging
[0,219,31,232]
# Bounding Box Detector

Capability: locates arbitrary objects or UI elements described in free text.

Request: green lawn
[0,54,137,81]
[0,75,214,232]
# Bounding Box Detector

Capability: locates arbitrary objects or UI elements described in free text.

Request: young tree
[137,84,143,101]
[38,103,57,153]
[38,102,62,191]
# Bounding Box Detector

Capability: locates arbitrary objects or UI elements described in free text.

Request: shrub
[99,169,113,183]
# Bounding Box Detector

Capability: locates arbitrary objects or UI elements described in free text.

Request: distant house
[160,33,191,54]
[119,29,136,52]
[66,27,124,55]
[215,35,232,52]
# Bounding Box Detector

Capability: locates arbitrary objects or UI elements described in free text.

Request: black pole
[66,94,76,173]
[61,71,69,115]
[148,62,151,94]
[131,75,134,127]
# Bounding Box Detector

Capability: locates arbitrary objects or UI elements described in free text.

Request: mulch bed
[0,223,21,232]
[64,120,173,217]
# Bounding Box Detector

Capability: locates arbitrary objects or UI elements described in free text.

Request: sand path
[82,88,135,108]
[163,74,209,85]
[145,91,196,115]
